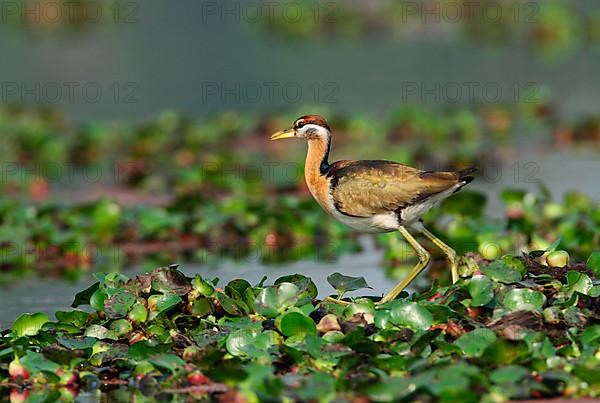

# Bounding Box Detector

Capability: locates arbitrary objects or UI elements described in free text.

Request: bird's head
[271,115,331,142]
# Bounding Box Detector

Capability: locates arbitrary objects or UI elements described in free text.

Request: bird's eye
[294,120,304,129]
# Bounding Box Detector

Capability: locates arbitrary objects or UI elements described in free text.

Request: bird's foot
[322,296,351,306]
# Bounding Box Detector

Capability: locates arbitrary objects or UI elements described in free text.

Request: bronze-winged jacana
[271,115,475,304]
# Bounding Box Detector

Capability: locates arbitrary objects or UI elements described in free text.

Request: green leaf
[579,325,600,345]
[71,282,99,308]
[194,274,215,297]
[90,288,106,312]
[190,297,213,317]
[110,318,133,337]
[490,365,528,384]
[587,252,600,276]
[503,288,545,311]
[85,324,118,340]
[12,312,50,337]
[104,291,136,319]
[327,272,371,298]
[56,336,96,350]
[225,279,252,299]
[481,261,522,284]
[389,301,433,331]
[150,267,192,295]
[226,324,262,357]
[481,339,529,365]
[455,328,497,357]
[55,310,89,327]
[20,351,60,373]
[275,274,318,302]
[278,311,317,338]
[467,275,494,306]
[148,354,185,374]
[217,292,248,316]
[148,294,182,320]
[254,282,300,317]
[565,271,593,296]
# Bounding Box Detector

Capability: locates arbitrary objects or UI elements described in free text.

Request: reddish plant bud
[187,371,210,386]
[9,358,29,382]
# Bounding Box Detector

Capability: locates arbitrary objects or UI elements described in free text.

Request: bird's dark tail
[457,167,477,184]
[451,167,477,194]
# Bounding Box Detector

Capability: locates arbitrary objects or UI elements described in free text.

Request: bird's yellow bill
[271,128,295,140]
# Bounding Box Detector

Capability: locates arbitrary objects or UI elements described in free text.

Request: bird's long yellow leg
[378,226,430,305]
[419,226,458,283]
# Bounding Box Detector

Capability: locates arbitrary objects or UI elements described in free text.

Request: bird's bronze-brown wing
[327,160,471,217]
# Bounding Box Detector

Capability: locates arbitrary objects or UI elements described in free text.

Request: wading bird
[271,115,475,304]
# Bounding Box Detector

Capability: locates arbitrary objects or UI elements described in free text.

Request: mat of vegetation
[2,250,600,401]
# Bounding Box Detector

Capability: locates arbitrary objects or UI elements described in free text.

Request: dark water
[1,2,600,122]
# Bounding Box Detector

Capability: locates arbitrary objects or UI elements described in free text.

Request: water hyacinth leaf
[426,363,480,400]
[26,389,61,403]
[217,292,248,316]
[148,354,185,374]
[71,282,99,307]
[481,261,522,283]
[225,279,252,299]
[20,351,60,373]
[343,298,375,320]
[579,325,600,345]
[374,310,392,329]
[194,274,215,296]
[90,342,129,366]
[104,291,136,318]
[110,319,133,337]
[85,324,118,340]
[365,376,416,401]
[149,267,192,295]
[455,328,497,357]
[148,294,182,319]
[467,275,494,306]
[481,339,529,365]
[254,282,300,317]
[573,364,600,384]
[503,288,545,311]
[327,272,371,298]
[275,274,318,302]
[293,371,337,402]
[389,301,433,331]
[502,255,526,274]
[226,325,262,357]
[129,340,169,362]
[12,312,49,338]
[90,288,106,312]
[586,252,600,276]
[278,311,317,338]
[56,336,96,350]
[191,297,213,317]
[0,348,13,360]
[128,303,148,324]
[565,271,593,296]
[55,310,88,327]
